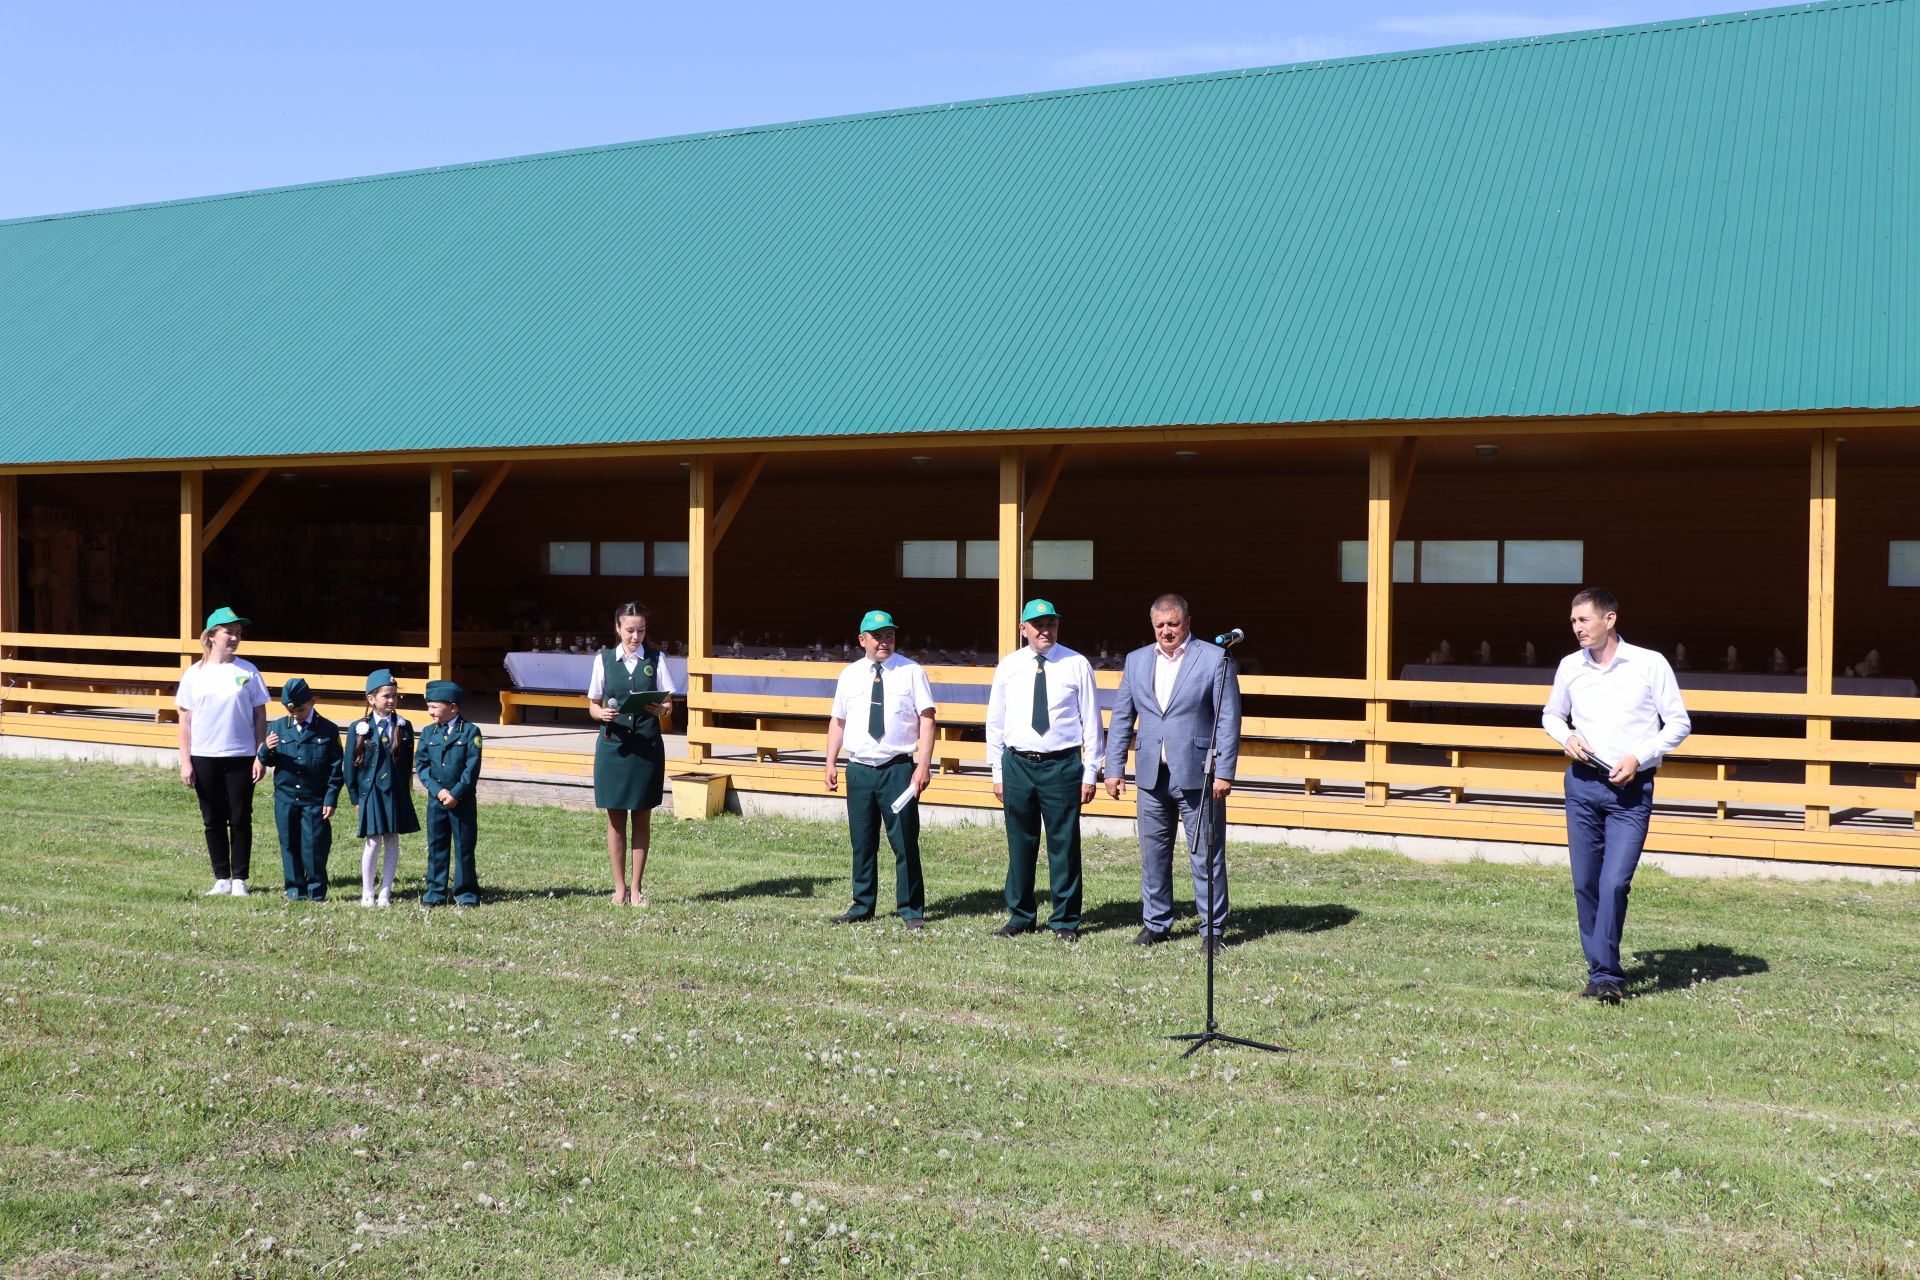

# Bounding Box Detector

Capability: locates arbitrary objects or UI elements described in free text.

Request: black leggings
[191,755,256,880]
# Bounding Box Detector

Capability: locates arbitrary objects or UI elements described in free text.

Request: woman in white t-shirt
[175,606,270,896]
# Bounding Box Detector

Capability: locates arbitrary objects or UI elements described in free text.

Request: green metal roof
[1,1,1915,466]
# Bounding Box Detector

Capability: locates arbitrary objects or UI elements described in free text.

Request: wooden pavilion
[2,2,1916,869]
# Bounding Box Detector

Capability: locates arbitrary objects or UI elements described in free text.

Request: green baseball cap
[1020,599,1060,623]
[204,605,251,630]
[858,609,898,634]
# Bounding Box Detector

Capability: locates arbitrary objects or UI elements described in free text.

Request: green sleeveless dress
[593,646,665,811]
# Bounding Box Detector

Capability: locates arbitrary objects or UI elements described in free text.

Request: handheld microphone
[1214,628,1245,648]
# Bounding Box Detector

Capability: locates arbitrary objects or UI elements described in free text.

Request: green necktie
[868,662,886,739]
[1031,653,1049,735]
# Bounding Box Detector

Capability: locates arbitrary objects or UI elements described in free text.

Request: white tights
[361,834,399,896]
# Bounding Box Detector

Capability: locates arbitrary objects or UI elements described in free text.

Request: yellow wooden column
[428,463,454,682]
[687,457,716,764]
[0,476,17,656]
[179,472,204,642]
[1363,440,1401,806]
[1804,430,1838,831]
[997,447,1024,648]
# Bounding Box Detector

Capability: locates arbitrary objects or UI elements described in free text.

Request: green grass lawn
[1,758,1916,1278]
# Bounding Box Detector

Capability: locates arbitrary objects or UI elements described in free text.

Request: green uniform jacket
[416,717,483,805]
[257,711,345,809]
[342,715,420,837]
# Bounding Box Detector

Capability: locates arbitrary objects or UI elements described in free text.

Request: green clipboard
[613,690,669,715]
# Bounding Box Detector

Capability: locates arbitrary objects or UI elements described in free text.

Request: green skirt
[594,721,665,811]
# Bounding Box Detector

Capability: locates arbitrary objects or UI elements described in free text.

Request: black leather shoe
[1199,936,1226,958]
[903,918,925,931]
[1132,927,1171,946]
[829,910,873,924]
[1577,981,1601,999]
[1053,928,1079,943]
[993,922,1035,938]
[1592,982,1624,1005]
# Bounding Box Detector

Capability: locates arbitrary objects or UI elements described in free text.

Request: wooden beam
[1363,440,1399,805]
[997,447,1024,651]
[710,453,767,550]
[428,463,454,681]
[1022,445,1069,544]
[197,468,270,552]
[687,456,717,764]
[0,476,16,660]
[1389,437,1418,543]
[1804,430,1839,831]
[449,461,513,553]
[179,472,203,641]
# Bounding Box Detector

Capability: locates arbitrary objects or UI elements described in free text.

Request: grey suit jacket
[1104,638,1241,792]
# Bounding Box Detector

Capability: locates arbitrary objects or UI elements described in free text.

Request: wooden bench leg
[937,724,962,775]
[1715,764,1729,820]
[499,695,520,726]
[1302,744,1321,796]
[753,718,780,763]
[1447,749,1464,804]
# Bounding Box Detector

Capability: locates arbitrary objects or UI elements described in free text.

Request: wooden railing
[682,658,1920,861]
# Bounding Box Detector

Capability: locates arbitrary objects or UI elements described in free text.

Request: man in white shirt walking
[985,599,1103,942]
[823,609,936,929]
[1542,588,1691,1004]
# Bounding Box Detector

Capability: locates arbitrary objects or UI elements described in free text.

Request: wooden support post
[197,468,270,552]
[1804,430,1838,831]
[1389,438,1419,543]
[1364,440,1402,806]
[450,462,513,553]
[428,463,454,682]
[0,476,16,662]
[997,447,1024,650]
[688,457,716,764]
[179,472,203,642]
[710,453,766,550]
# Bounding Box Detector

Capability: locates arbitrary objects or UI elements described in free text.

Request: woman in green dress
[586,601,677,905]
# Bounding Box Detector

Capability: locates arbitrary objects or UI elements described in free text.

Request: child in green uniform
[417,680,483,907]
[257,678,345,901]
[342,668,418,907]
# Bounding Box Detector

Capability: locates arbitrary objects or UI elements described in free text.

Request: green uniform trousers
[423,797,480,907]
[273,795,332,901]
[845,755,924,919]
[1001,749,1083,931]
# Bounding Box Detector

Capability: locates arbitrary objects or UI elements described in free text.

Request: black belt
[1008,747,1077,763]
[849,754,911,770]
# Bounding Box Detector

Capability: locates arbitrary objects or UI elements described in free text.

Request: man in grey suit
[1103,593,1242,955]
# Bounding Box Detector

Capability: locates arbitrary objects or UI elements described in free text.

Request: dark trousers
[1564,763,1656,984]
[1001,750,1083,931]
[191,754,256,881]
[274,797,332,900]
[845,756,925,919]
[424,798,480,906]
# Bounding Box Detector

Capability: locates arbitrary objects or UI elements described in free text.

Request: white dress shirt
[1152,640,1188,712]
[829,653,936,766]
[986,643,1104,784]
[585,644,679,702]
[1542,637,1692,771]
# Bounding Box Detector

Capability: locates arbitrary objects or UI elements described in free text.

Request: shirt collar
[1155,639,1189,662]
[1580,636,1635,670]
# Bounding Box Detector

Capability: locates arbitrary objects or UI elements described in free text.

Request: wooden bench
[498,689,581,725]
[1866,763,1920,829]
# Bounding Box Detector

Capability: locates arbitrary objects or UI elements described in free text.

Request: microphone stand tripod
[1168,639,1286,1059]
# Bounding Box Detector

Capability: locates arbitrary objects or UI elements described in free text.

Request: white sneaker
[229,880,249,897]
[205,879,232,896]
[360,892,375,907]
[375,890,391,908]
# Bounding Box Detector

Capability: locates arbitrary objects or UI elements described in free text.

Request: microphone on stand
[1214,628,1245,648]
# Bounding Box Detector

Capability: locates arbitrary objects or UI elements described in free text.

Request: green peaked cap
[858,609,897,633]
[204,605,251,630]
[1020,598,1060,623]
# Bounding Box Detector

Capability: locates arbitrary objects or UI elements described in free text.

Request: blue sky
[4,0,1732,221]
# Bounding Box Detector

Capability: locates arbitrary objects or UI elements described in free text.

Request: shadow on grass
[1624,943,1769,996]
[1075,900,1358,943]
[484,885,624,903]
[693,875,837,903]
[924,886,1008,921]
